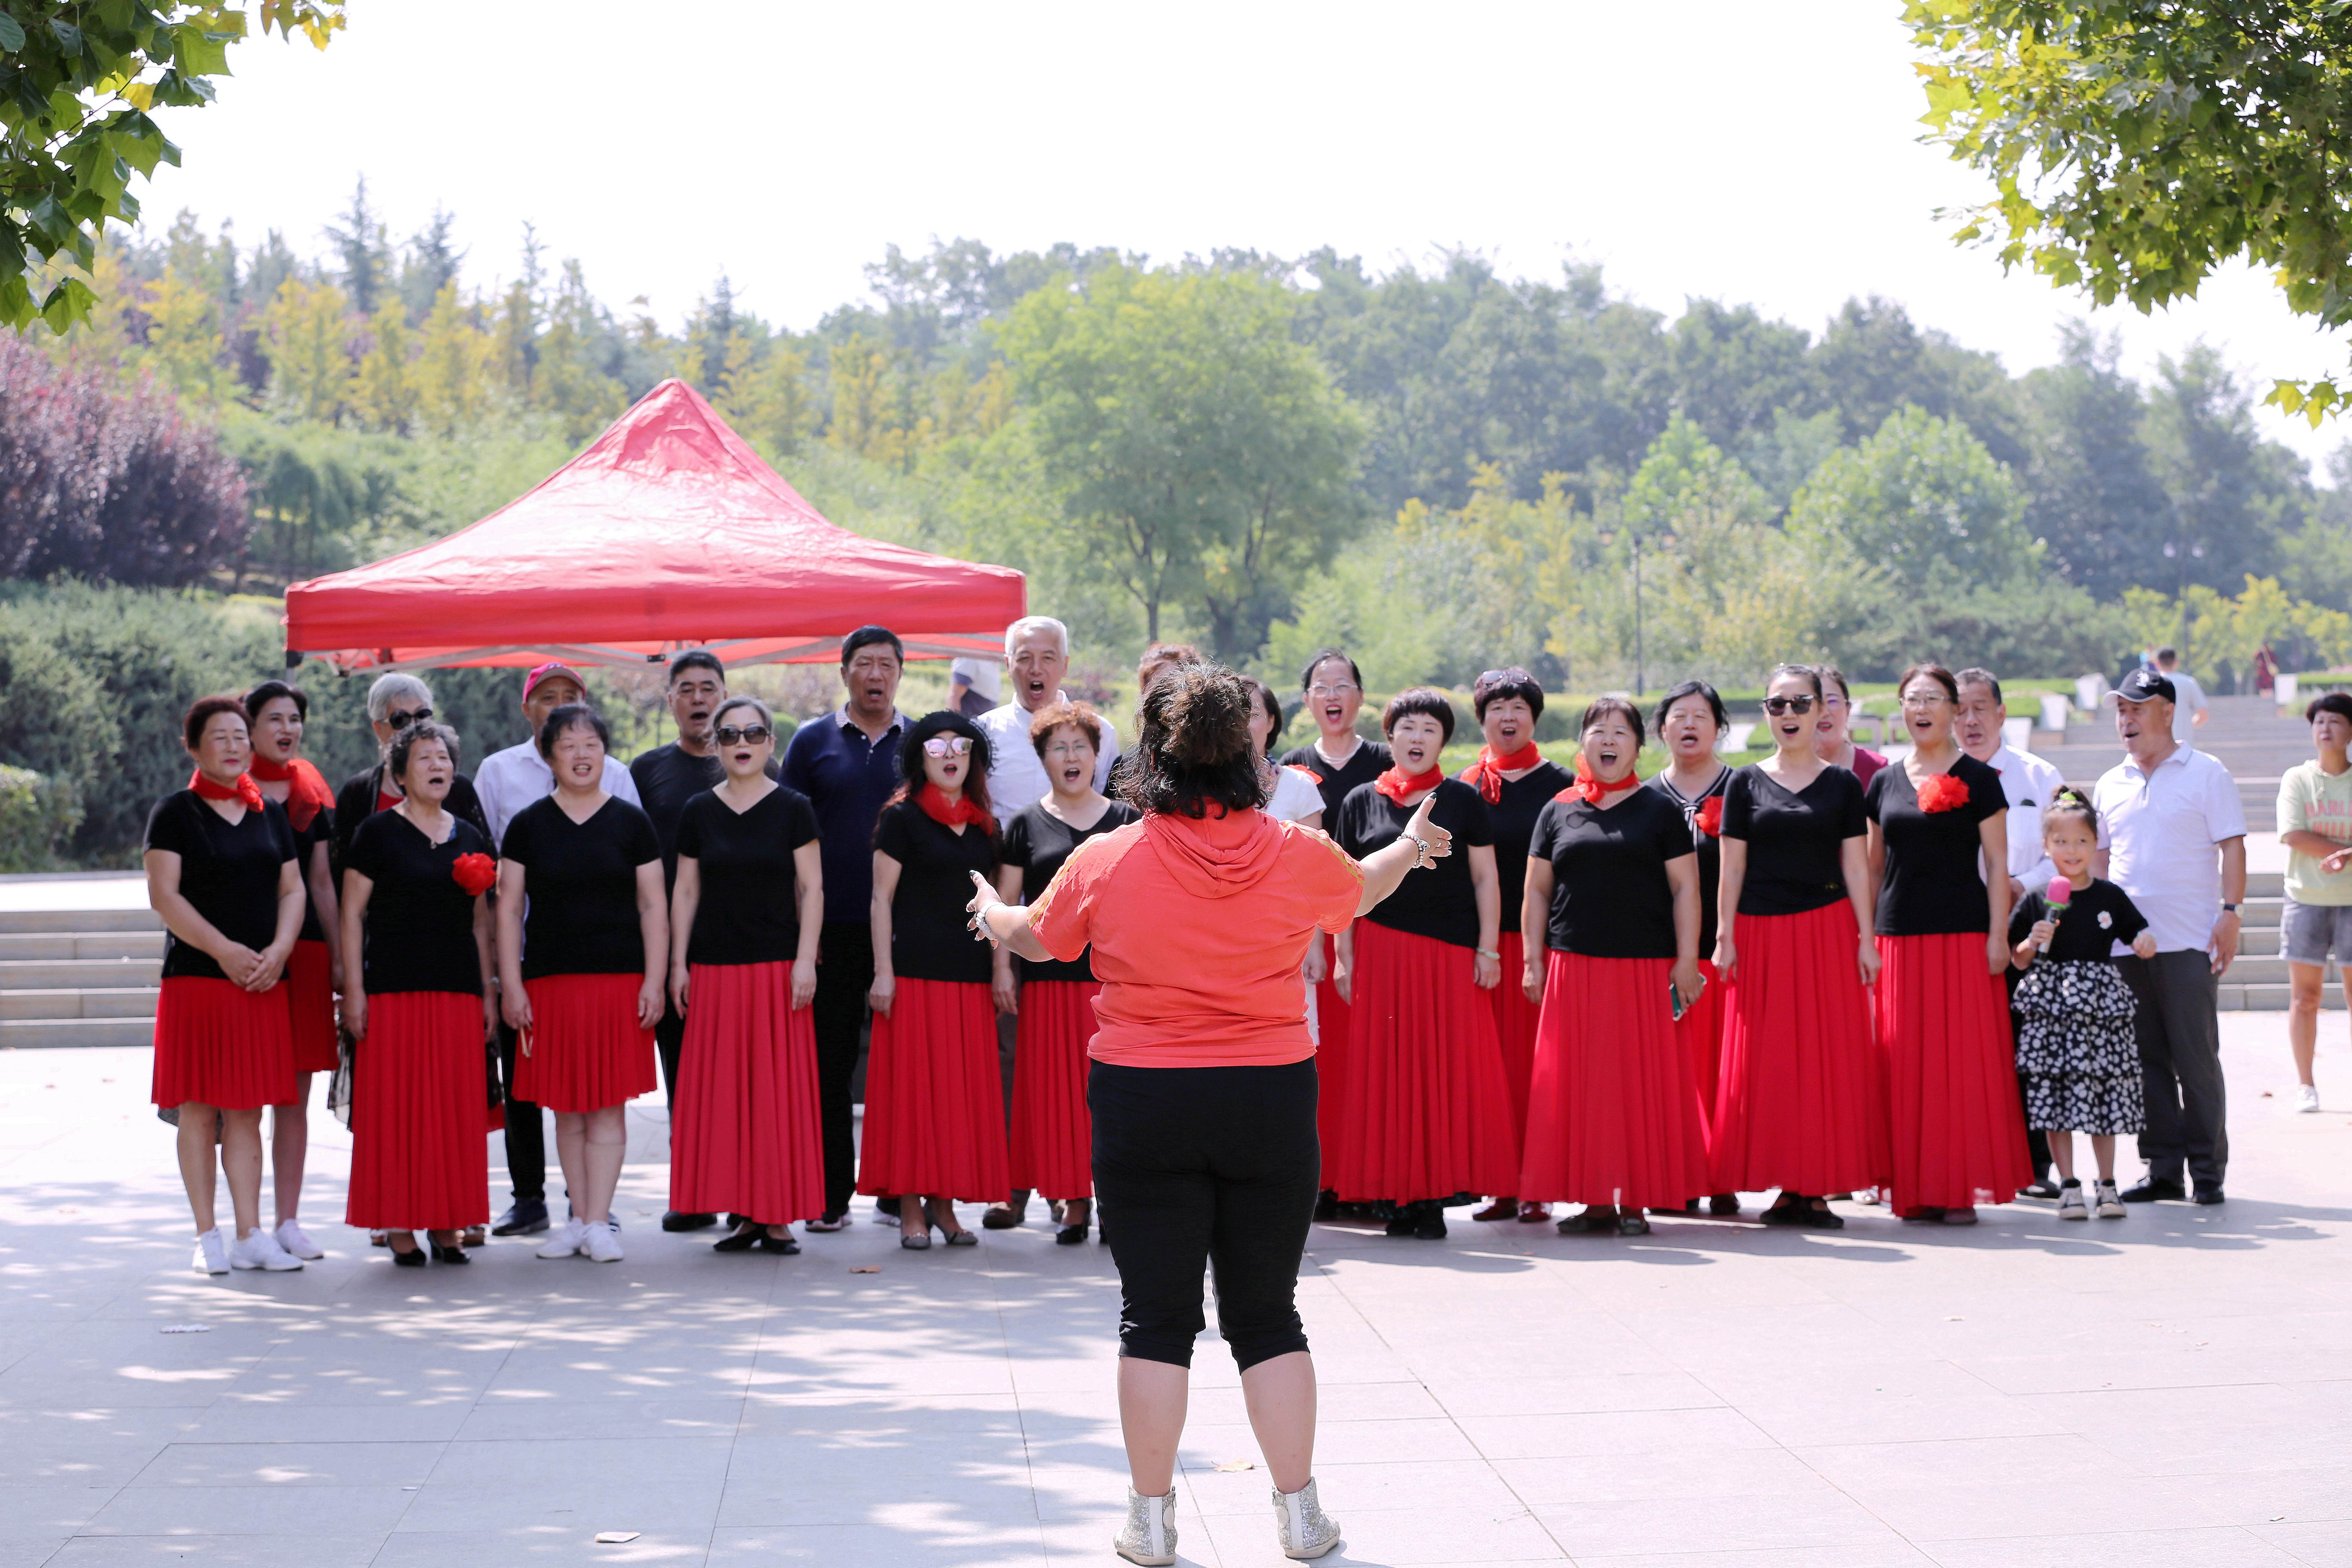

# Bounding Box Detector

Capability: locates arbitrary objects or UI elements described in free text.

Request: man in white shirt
[976,616,1116,826]
[2154,647,2209,745]
[949,655,1002,719]
[2093,668,2247,1205]
[474,661,642,847]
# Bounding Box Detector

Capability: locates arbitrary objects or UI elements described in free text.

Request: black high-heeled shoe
[430,1243,470,1264]
[713,1225,764,1253]
[758,1231,800,1255]
[389,1234,426,1267]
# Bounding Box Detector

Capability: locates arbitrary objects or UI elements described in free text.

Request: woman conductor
[968,662,1451,1564]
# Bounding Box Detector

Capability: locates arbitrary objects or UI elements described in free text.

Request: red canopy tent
[282,378,1025,672]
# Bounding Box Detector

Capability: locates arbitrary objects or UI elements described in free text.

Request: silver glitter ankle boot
[1113,1484,1176,1566]
[1273,1475,1341,1559]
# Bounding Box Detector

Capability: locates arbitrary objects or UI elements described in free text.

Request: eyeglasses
[387,707,432,728]
[1762,695,1818,716]
[1900,690,1951,708]
[1307,683,1360,699]
[1042,740,1092,758]
[922,735,974,758]
[715,725,773,745]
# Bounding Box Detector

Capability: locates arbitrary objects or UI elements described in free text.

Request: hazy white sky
[137,0,2352,477]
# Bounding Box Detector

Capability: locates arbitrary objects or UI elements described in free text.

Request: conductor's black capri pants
[1088,1056,1320,1371]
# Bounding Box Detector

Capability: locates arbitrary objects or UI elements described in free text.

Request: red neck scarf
[1463,742,1542,804]
[249,754,332,832]
[189,770,265,812]
[1559,754,1642,807]
[1373,763,1444,803]
[917,785,993,834]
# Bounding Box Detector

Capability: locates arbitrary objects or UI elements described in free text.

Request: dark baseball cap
[2108,668,2177,704]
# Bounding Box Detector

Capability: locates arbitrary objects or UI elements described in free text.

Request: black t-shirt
[1280,739,1393,826]
[145,791,298,983]
[1866,753,2009,937]
[999,800,1141,982]
[874,799,998,984]
[2009,879,2149,962]
[345,810,492,995]
[1335,777,1493,948]
[675,785,822,967]
[291,807,334,945]
[1528,788,1696,959]
[500,795,662,980]
[1648,766,1732,955]
[330,765,491,884]
[1467,760,1572,936]
[1721,764,1866,918]
[630,743,780,889]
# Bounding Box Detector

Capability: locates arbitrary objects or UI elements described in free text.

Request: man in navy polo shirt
[782,625,911,1228]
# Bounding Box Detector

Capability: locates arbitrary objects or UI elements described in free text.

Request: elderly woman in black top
[145,695,306,1275]
[1648,679,1740,1216]
[330,672,492,875]
[1865,662,2029,1225]
[339,721,497,1266]
[667,697,826,1254]
[864,711,1009,1248]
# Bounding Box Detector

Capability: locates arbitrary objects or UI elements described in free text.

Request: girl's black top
[675,785,822,967]
[1334,778,1493,948]
[145,791,298,983]
[500,794,662,980]
[1721,764,1866,918]
[1472,761,1574,936]
[1000,799,1141,982]
[1648,765,1731,955]
[344,810,491,995]
[2009,879,2149,962]
[874,798,998,984]
[1528,788,1695,960]
[1865,753,2009,937]
[1279,739,1392,825]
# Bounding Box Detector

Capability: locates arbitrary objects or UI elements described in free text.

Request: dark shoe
[1709,1193,1740,1216]
[803,1211,848,1233]
[943,1226,979,1246]
[2120,1178,2186,1203]
[662,1210,717,1233]
[492,1200,550,1237]
[875,1195,903,1220]
[1056,1224,1089,1245]
[1471,1199,1516,1222]
[1759,1198,1804,1226]
[759,1232,801,1254]
[430,1243,470,1264]
[982,1197,1027,1229]
[1615,1213,1651,1236]
[713,1225,763,1253]
[1901,1206,1946,1223]
[2022,1178,2062,1200]
[389,1235,426,1267]
[1940,1205,1979,1226]
[1383,1210,1417,1237]
[1517,1200,1550,1222]
[1800,1202,1845,1230]
[1313,1190,1339,1221]
[1412,1203,1448,1240]
[1558,1207,1617,1234]
[2193,1185,2226,1205]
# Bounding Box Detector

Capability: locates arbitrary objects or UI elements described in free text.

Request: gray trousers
[2118,951,2228,1189]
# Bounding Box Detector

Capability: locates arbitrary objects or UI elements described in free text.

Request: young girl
[2008,788,2158,1220]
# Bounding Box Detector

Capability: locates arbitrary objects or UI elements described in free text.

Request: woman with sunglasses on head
[666,698,828,1255]
[1329,689,1518,1240]
[330,673,493,878]
[864,712,1009,1248]
[1865,663,2029,1225]
[1457,667,1570,1225]
[1648,679,1742,1216]
[1812,664,1887,791]
[496,704,666,1264]
[339,720,497,1266]
[240,680,339,1262]
[993,702,1140,1245]
[1710,664,1886,1228]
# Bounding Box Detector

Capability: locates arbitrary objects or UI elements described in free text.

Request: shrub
[0,766,83,873]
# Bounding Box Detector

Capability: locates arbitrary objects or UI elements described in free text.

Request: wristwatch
[2222,902,2240,913]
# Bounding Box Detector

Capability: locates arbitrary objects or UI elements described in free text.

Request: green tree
[2016,321,2170,599]
[260,276,353,423]
[321,175,388,316]
[2142,343,2308,599]
[998,263,1365,656]
[350,295,414,432]
[1786,405,2039,595]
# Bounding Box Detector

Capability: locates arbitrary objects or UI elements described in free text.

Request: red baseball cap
[523,661,584,701]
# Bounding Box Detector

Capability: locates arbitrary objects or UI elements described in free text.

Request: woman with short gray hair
[332,673,494,879]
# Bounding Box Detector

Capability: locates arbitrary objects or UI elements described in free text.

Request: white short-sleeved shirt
[1266,762,1325,825]
[2167,672,2209,743]
[1986,743,2065,891]
[475,741,642,849]
[951,657,1002,704]
[978,696,1118,825]
[2094,743,2247,953]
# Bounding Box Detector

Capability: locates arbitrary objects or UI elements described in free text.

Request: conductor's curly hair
[1119,660,1272,819]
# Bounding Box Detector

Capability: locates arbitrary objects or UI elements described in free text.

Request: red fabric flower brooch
[1917,774,1970,814]
[452,853,499,896]
[1694,796,1724,837]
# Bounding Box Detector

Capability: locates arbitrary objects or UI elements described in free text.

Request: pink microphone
[2039,876,2074,953]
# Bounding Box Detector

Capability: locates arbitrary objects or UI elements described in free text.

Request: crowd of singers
[145,618,2229,1276]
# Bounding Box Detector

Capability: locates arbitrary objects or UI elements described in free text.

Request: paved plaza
[0,1018,2347,1568]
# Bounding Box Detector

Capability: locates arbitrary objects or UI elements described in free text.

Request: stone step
[0,907,159,935]
[0,1016,156,1048]
[0,958,164,991]
[0,987,158,1020]
[0,931,165,962]
[2222,983,2344,1011]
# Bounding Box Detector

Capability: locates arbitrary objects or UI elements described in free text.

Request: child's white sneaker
[192,1227,229,1275]
[580,1220,624,1263]
[273,1218,324,1260]
[229,1229,304,1270]
[2093,1180,2126,1219]
[2056,1179,2087,1220]
[2294,1082,2321,1113]
[536,1217,587,1258]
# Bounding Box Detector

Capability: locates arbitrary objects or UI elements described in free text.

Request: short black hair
[1243,678,1285,755]
[1122,663,1270,818]
[1578,696,1645,753]
[1898,663,1960,703]
[668,649,726,687]
[2307,691,2352,726]
[1381,687,1457,745]
[1954,667,2002,705]
[182,694,248,753]
[1652,679,1728,737]
[841,626,904,668]
[1473,667,1545,722]
[388,719,461,783]
[1298,646,1363,692]
[2156,646,2178,664]
[242,679,308,723]
[1811,662,1850,700]
[535,702,612,760]
[1771,663,1825,699]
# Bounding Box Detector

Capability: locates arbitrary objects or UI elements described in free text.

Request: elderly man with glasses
[330,672,495,878]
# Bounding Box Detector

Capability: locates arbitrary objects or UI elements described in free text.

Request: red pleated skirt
[151,976,294,1110]
[344,991,490,1230]
[1709,902,1889,1196]
[515,972,657,1112]
[669,962,826,1223]
[1676,957,1726,1138]
[1520,951,1711,1209]
[287,938,341,1076]
[857,977,1009,1201]
[1010,978,1098,1200]
[1313,942,1352,1189]
[1875,934,2033,1211]
[1490,931,1542,1158]
[1325,922,1520,1203]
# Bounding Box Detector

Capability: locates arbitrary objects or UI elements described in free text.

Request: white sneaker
[536,1217,588,1259]
[273,1219,324,1261]
[1851,1185,1883,1207]
[229,1229,304,1271]
[193,1228,229,1275]
[580,1219,624,1263]
[2295,1083,2321,1114]
[2056,1179,2088,1220]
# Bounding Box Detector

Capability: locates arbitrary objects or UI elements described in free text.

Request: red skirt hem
[1875,933,2033,1210]
[514,973,656,1112]
[151,976,294,1110]
[1312,951,1351,1189]
[669,962,827,1222]
[1010,979,1098,1200]
[344,990,490,1230]
[1519,951,1711,1208]
[857,977,1009,1201]
[287,939,339,1077]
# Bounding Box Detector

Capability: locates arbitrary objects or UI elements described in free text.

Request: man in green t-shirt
[2276,691,2352,1114]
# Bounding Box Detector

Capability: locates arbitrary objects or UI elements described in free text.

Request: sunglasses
[922,735,974,758]
[387,706,433,728]
[1761,695,1818,716]
[1477,668,1533,688]
[715,725,773,746]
